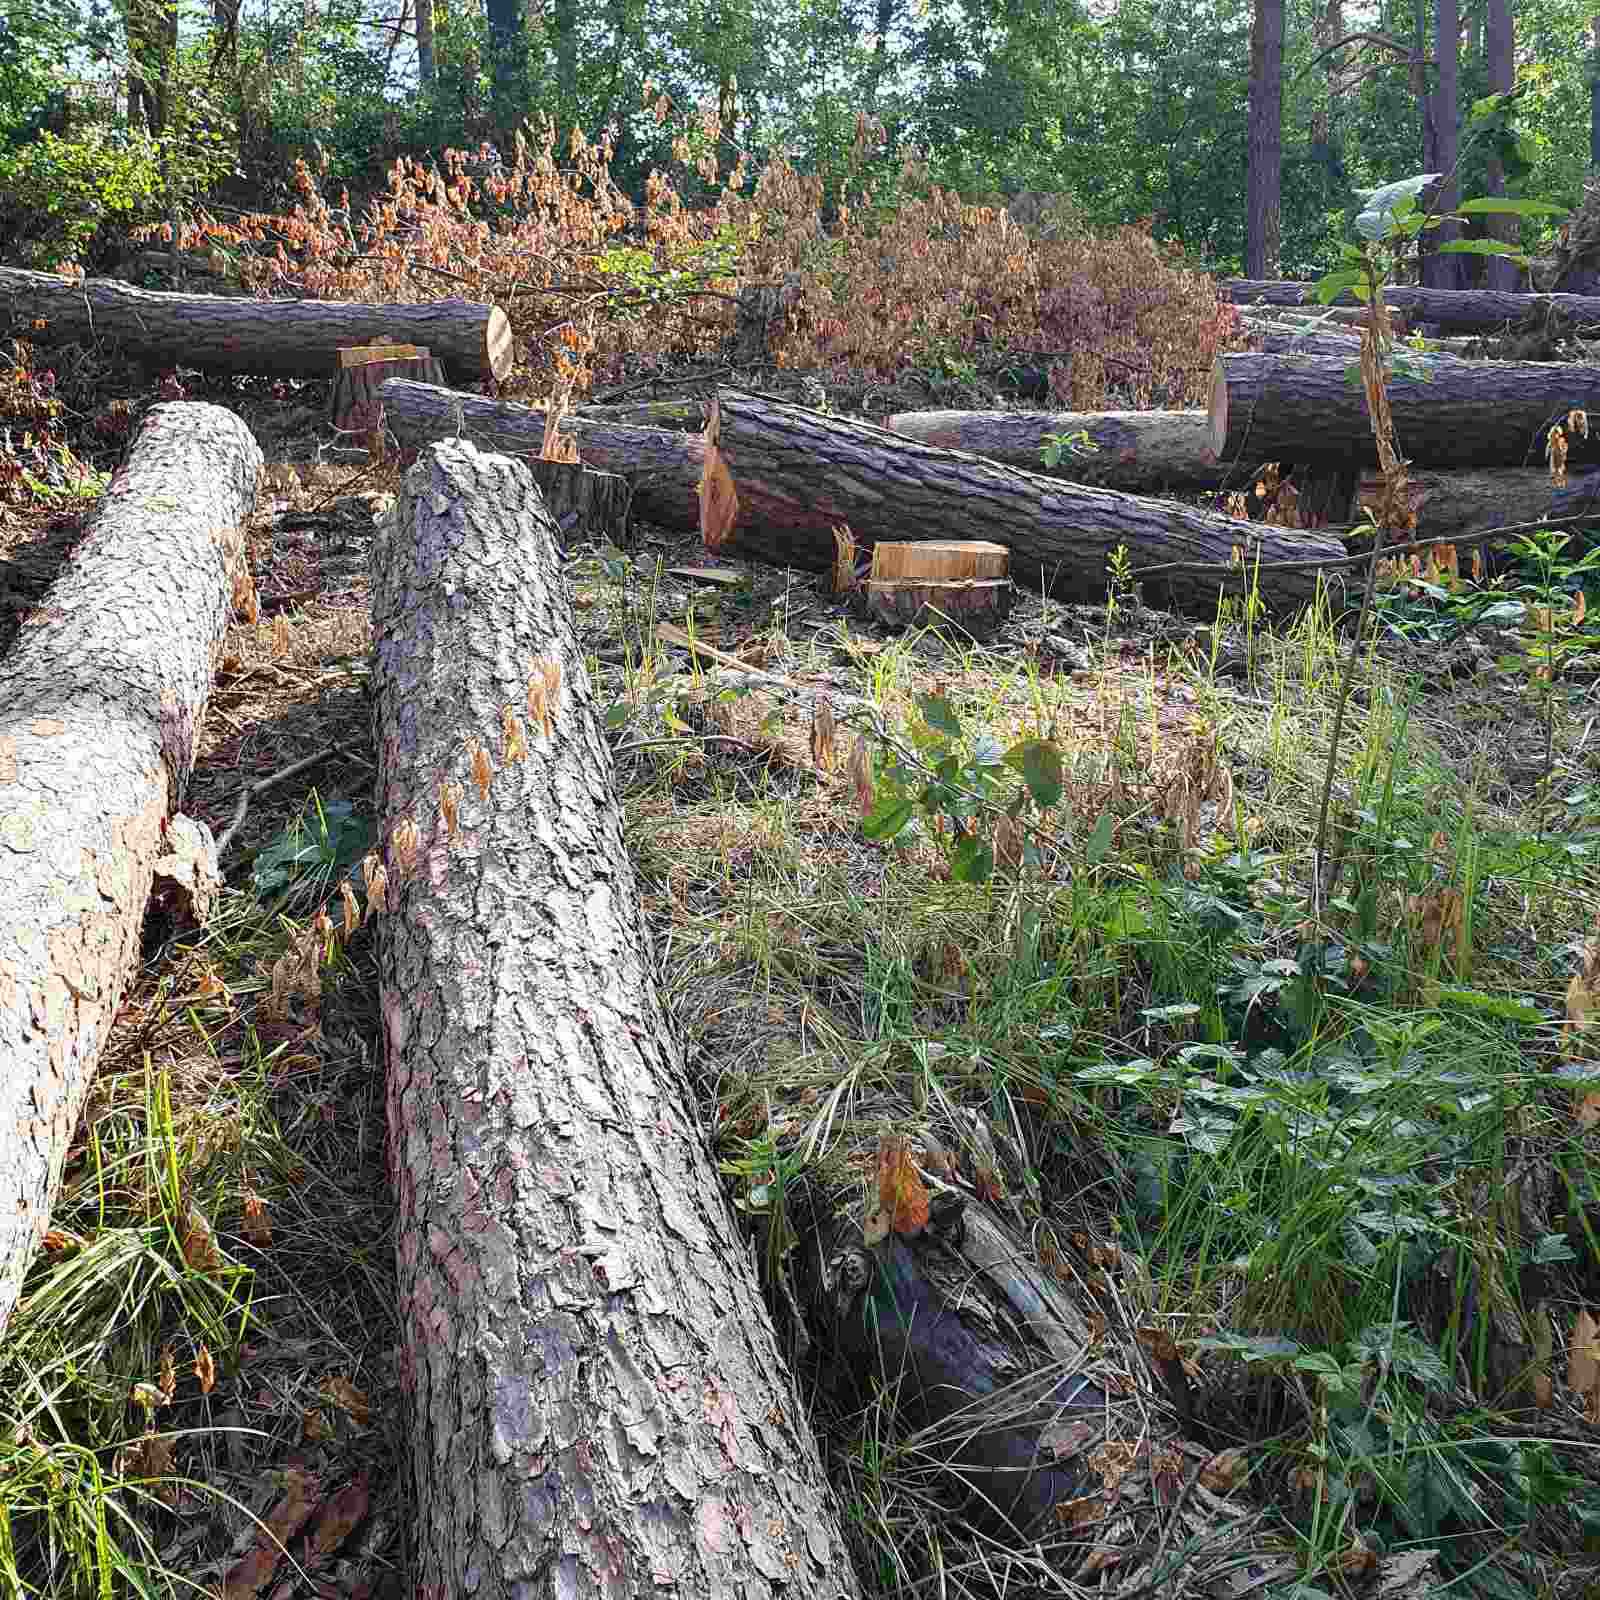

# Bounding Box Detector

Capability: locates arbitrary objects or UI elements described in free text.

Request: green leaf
[604,701,633,729]
[950,833,994,884]
[1456,197,1570,218]
[1312,267,1365,304]
[1085,811,1114,865]
[1014,740,1063,809]
[1435,987,1544,1023]
[1437,238,1528,259]
[862,796,915,841]
[1355,173,1442,240]
[917,693,962,740]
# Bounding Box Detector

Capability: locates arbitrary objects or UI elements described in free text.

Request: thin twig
[214,743,345,854]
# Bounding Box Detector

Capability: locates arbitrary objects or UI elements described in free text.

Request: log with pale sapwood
[0,401,261,1342]
[0,265,513,381]
[380,377,704,533]
[698,390,1347,614]
[1234,300,1411,333]
[1224,277,1600,333]
[1240,316,1487,360]
[369,438,859,1600]
[883,409,1239,491]
[1210,351,1600,470]
[859,541,1014,635]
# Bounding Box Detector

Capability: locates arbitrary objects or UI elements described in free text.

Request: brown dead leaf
[1054,1493,1105,1529]
[158,1345,177,1401]
[320,1374,371,1426]
[241,1189,273,1246]
[501,704,528,763]
[1570,1309,1600,1421]
[195,1344,216,1395]
[846,732,874,818]
[307,1472,371,1560]
[363,853,389,914]
[118,1432,178,1506]
[810,697,837,773]
[181,1204,223,1273]
[1199,1448,1248,1494]
[338,878,361,937]
[222,1466,320,1600]
[863,1134,929,1245]
[468,739,493,800]
[1578,1093,1600,1129]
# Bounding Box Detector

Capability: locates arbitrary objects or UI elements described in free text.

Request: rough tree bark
[882,409,1239,491]
[1246,0,1285,280]
[700,390,1347,615]
[369,439,860,1600]
[1222,278,1600,330]
[379,378,705,533]
[1421,0,1461,291]
[0,402,260,1340]
[1481,0,1521,293]
[0,268,514,383]
[1355,466,1600,542]
[1211,351,1600,469]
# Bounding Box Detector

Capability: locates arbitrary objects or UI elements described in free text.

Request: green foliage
[250,793,374,912]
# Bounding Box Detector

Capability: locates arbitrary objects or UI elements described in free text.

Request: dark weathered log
[523,459,634,547]
[369,439,859,1600]
[883,409,1240,490]
[1211,351,1600,470]
[380,378,704,533]
[1355,466,1600,543]
[700,389,1347,614]
[0,402,261,1340]
[0,266,513,382]
[1224,277,1600,332]
[784,1161,1439,1596]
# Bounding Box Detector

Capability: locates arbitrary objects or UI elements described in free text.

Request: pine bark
[1481,0,1520,292]
[1223,278,1600,331]
[1211,351,1600,469]
[701,390,1347,615]
[0,402,261,1340]
[883,409,1237,491]
[379,378,705,533]
[369,440,859,1600]
[1421,0,1461,291]
[0,267,514,382]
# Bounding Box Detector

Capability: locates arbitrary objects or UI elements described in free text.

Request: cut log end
[698,397,739,553]
[485,305,514,382]
[1208,358,1229,459]
[870,539,1008,582]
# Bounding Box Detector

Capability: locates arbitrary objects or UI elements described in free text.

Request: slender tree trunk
[1245,0,1284,278]
[1482,0,1519,291]
[370,438,860,1600]
[1423,0,1461,290]
[1593,14,1600,169]
[416,0,436,84]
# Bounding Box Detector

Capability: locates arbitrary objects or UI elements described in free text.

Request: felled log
[380,377,703,533]
[883,409,1239,491]
[1241,315,1486,360]
[0,266,513,382]
[1224,277,1600,333]
[1235,300,1409,332]
[699,389,1347,614]
[1355,466,1600,544]
[0,402,261,1340]
[1210,351,1600,470]
[369,439,858,1600]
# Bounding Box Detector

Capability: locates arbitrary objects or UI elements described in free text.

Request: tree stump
[860,540,1014,637]
[330,345,446,460]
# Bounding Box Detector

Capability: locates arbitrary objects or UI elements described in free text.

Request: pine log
[380,377,704,533]
[882,409,1240,491]
[699,389,1347,614]
[0,402,261,1340]
[1355,466,1600,544]
[1210,351,1600,470]
[1241,316,1487,360]
[0,266,513,382]
[1224,277,1600,333]
[1235,300,1410,332]
[369,439,858,1600]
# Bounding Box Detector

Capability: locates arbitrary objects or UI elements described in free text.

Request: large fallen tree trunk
[380,377,704,532]
[1224,277,1600,333]
[0,402,260,1340]
[0,266,513,382]
[700,390,1347,614]
[1354,466,1600,544]
[369,439,859,1600]
[882,409,1240,491]
[1211,351,1600,470]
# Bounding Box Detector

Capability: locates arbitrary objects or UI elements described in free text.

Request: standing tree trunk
[369,439,860,1600]
[1593,14,1600,171]
[1422,0,1461,291]
[1481,0,1520,291]
[1245,0,1284,279]
[415,0,436,85]
[0,402,260,1341]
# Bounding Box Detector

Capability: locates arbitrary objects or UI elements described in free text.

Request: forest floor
[4,358,1600,1600]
